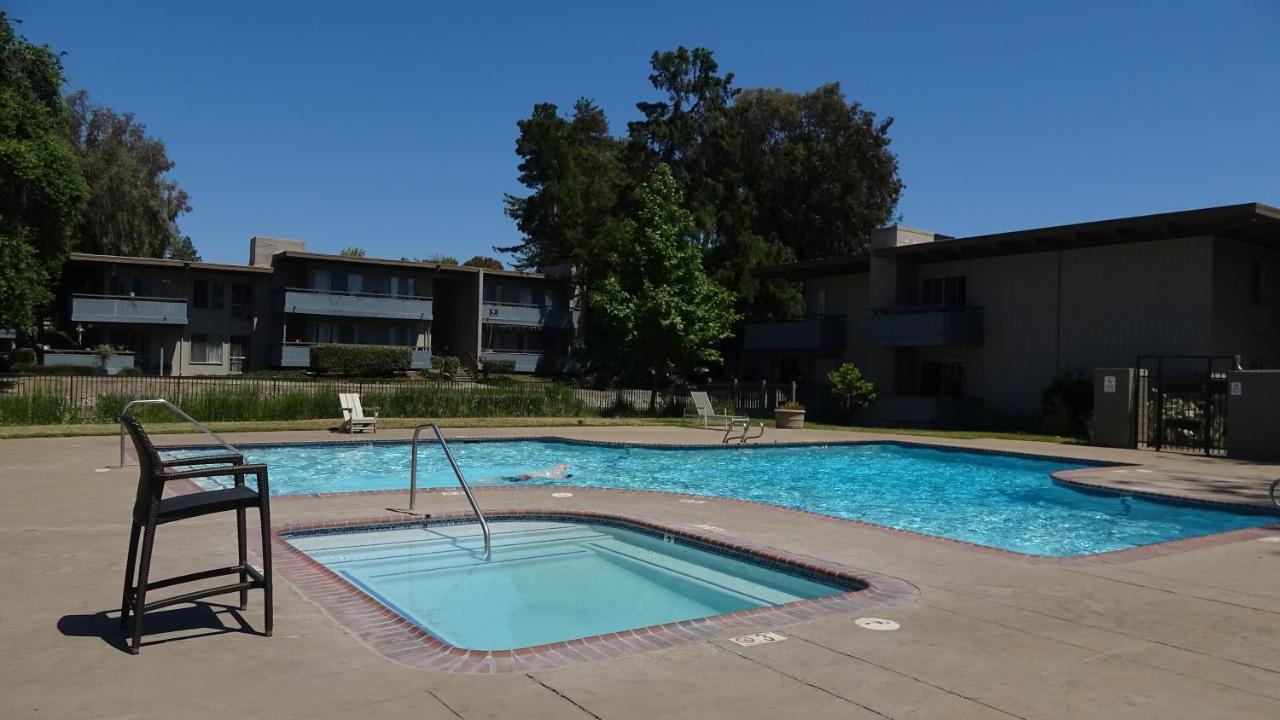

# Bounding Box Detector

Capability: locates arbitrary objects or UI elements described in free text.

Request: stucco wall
[1210,237,1280,367]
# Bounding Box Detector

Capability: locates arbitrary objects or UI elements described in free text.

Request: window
[920,360,964,398]
[231,283,253,319]
[1251,261,1264,307]
[192,279,209,308]
[337,324,356,344]
[390,276,416,297]
[109,275,152,297]
[210,281,225,309]
[808,288,827,315]
[921,276,967,307]
[310,270,331,291]
[190,334,223,364]
[390,326,413,346]
[229,335,248,374]
[331,272,362,294]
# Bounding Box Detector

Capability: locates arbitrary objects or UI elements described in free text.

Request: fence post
[790,380,797,405]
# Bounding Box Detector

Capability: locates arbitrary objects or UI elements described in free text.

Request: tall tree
[0,13,89,331]
[730,84,902,260]
[65,90,194,259]
[339,246,366,257]
[589,164,738,408]
[462,255,503,270]
[500,98,625,281]
[627,47,738,245]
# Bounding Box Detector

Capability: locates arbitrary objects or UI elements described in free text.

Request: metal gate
[1134,355,1237,456]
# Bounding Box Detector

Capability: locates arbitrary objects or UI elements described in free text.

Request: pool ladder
[408,423,491,556]
[723,418,765,444]
[1270,478,1279,509]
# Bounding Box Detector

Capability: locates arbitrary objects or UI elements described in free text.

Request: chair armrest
[161,463,268,483]
[156,452,245,468]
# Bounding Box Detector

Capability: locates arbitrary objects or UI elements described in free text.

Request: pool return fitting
[409,423,492,557]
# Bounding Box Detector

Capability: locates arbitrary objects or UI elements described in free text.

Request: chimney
[870,225,941,250]
[249,236,306,267]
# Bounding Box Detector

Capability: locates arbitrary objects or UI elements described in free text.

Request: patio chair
[683,390,748,429]
[338,392,378,433]
[118,414,272,654]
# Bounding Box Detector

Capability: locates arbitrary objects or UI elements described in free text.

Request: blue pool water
[287,520,847,650]
[176,440,1276,556]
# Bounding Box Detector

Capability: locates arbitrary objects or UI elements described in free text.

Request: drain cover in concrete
[1258,536,1280,543]
[729,632,787,646]
[855,617,900,631]
[439,490,462,496]
[551,492,574,498]
[678,498,707,504]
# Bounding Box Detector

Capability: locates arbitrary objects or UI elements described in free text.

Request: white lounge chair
[683,391,748,429]
[338,392,378,433]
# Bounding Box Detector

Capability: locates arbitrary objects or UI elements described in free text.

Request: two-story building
[50,236,576,375]
[744,202,1280,424]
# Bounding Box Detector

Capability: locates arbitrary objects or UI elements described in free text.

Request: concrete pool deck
[1,425,1278,719]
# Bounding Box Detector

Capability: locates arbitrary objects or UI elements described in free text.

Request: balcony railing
[43,350,137,375]
[480,350,569,373]
[742,315,846,353]
[866,306,983,347]
[482,302,576,329]
[71,294,188,325]
[271,343,432,370]
[277,288,432,320]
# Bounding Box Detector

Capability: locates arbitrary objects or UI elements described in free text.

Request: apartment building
[50,237,576,375]
[743,202,1280,424]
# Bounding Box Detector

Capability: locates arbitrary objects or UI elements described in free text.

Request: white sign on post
[1103,375,1116,393]
[1230,381,1242,396]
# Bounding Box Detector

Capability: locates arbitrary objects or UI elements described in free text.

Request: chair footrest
[140,580,266,613]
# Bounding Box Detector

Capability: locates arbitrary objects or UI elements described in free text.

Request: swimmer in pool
[504,463,572,482]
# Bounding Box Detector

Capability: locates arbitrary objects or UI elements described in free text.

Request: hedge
[310,344,411,377]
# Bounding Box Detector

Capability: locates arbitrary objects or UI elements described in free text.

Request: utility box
[1092,368,1135,448]
[1225,370,1280,461]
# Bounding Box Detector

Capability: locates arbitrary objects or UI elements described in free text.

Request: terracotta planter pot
[774,408,805,429]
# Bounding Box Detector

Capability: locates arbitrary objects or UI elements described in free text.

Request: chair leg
[236,507,248,611]
[258,502,273,636]
[119,522,141,628]
[130,523,157,655]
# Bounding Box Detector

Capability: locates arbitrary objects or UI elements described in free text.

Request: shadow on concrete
[58,602,260,654]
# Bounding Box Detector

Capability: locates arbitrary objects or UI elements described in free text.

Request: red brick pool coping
[270,509,919,673]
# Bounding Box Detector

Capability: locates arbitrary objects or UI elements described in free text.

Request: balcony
[71,294,187,325]
[866,306,983,347]
[43,350,137,375]
[742,315,846,353]
[277,288,432,321]
[482,302,576,329]
[271,343,433,370]
[481,350,570,373]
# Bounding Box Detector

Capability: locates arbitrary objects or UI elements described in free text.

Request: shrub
[1040,371,1093,438]
[38,328,75,349]
[116,366,144,377]
[11,348,36,371]
[433,355,461,378]
[781,401,805,411]
[0,391,74,425]
[828,363,877,419]
[480,358,516,381]
[310,344,411,377]
[26,365,102,376]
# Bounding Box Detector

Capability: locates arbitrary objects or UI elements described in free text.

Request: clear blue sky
[12,1,1279,265]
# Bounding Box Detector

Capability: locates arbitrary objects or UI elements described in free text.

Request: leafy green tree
[500,98,625,281]
[165,235,200,261]
[339,246,366,257]
[730,85,902,260]
[589,164,738,409]
[462,255,503,270]
[0,13,89,332]
[422,254,457,265]
[828,362,877,420]
[65,90,194,259]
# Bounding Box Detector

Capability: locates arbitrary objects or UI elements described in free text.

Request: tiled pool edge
[271,509,919,674]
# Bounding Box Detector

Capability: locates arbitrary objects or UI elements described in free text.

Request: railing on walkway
[409,423,491,556]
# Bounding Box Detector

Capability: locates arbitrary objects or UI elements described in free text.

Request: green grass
[0,416,692,439]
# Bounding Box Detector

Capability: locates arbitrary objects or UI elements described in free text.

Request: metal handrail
[409,423,491,555]
[1270,478,1279,508]
[118,398,240,467]
[722,418,765,444]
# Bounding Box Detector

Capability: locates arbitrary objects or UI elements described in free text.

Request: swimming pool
[286,518,854,650]
[174,440,1277,556]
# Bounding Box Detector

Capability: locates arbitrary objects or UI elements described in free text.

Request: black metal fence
[0,373,802,426]
[1134,356,1234,456]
